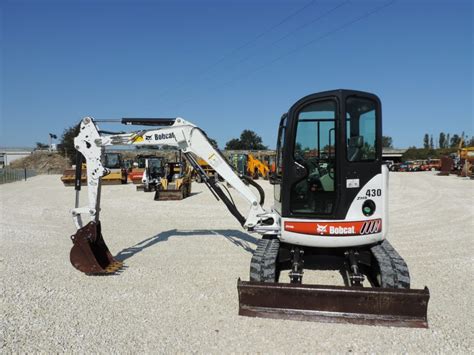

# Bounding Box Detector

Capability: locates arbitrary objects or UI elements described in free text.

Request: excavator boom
[69,116,278,273]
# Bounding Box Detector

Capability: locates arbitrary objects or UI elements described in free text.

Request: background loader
[154,161,192,200]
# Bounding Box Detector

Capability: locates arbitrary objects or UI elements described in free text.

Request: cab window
[346,97,377,161]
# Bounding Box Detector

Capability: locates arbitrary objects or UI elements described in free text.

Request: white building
[0,148,33,168]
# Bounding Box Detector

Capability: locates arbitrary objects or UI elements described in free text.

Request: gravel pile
[1,173,472,352]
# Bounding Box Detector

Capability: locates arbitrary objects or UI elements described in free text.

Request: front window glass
[346,97,377,161]
[105,154,121,168]
[291,100,336,215]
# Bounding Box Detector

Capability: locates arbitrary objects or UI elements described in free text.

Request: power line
[155,0,317,101]
[222,0,350,70]
[173,0,397,110]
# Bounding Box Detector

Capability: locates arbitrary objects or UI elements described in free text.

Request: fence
[0,168,37,184]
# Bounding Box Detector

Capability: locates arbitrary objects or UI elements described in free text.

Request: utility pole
[49,133,57,151]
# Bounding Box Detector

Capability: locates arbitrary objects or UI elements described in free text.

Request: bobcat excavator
[69,90,429,327]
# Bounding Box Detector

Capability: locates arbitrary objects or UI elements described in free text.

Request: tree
[207,137,219,149]
[225,130,267,150]
[423,134,430,149]
[438,132,446,149]
[58,123,81,164]
[468,136,474,147]
[225,138,243,150]
[450,134,461,148]
[239,130,267,150]
[381,136,393,148]
[430,135,434,149]
[446,133,450,148]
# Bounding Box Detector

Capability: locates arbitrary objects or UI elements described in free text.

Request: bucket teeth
[104,261,123,274]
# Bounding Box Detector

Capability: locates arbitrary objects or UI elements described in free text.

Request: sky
[1,0,473,149]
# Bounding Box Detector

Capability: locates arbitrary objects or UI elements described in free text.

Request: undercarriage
[240,238,429,327]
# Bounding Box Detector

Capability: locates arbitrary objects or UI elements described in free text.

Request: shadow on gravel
[115,229,258,261]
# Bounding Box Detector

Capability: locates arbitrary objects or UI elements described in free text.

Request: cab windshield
[291,100,336,215]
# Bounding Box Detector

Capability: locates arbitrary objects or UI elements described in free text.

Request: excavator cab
[239,90,430,327]
[272,90,382,221]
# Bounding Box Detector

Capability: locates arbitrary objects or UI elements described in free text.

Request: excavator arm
[69,116,279,274]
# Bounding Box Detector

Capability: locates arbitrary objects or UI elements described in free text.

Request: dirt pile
[10,151,69,173]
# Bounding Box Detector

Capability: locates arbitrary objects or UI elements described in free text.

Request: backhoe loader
[68,90,429,327]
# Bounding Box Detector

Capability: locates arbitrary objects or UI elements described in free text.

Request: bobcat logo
[316,224,327,234]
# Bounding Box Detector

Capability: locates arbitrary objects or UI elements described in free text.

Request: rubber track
[371,240,410,289]
[250,239,279,282]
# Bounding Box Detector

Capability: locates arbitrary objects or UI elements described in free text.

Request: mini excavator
[69,90,429,327]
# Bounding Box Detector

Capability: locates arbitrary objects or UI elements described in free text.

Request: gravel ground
[1,172,473,353]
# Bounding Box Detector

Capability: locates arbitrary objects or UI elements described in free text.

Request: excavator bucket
[237,280,429,328]
[70,221,123,274]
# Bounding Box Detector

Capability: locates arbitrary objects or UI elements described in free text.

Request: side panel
[280,173,386,247]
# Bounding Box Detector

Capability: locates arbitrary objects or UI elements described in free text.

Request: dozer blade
[237,280,429,328]
[154,190,184,200]
[70,221,123,275]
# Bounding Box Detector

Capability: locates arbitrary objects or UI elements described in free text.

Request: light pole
[49,133,57,151]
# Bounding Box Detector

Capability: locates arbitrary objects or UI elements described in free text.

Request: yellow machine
[454,138,474,177]
[247,154,269,179]
[193,158,217,182]
[61,163,87,186]
[154,161,192,200]
[61,153,127,186]
[458,141,474,177]
[102,153,128,184]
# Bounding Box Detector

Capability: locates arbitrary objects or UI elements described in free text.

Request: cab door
[272,114,287,214]
[337,94,382,216]
[281,97,339,219]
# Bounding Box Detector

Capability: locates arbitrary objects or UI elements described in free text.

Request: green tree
[239,130,267,150]
[450,134,461,148]
[225,130,267,150]
[423,134,430,149]
[430,135,434,149]
[58,123,81,164]
[207,137,219,149]
[438,132,446,149]
[225,138,243,150]
[381,136,393,148]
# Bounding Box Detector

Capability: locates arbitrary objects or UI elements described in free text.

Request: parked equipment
[68,90,429,327]
[247,154,270,179]
[457,140,474,177]
[102,153,128,184]
[154,161,192,200]
[136,156,166,192]
[129,155,164,184]
[229,153,248,176]
[193,158,217,183]
[61,152,127,186]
